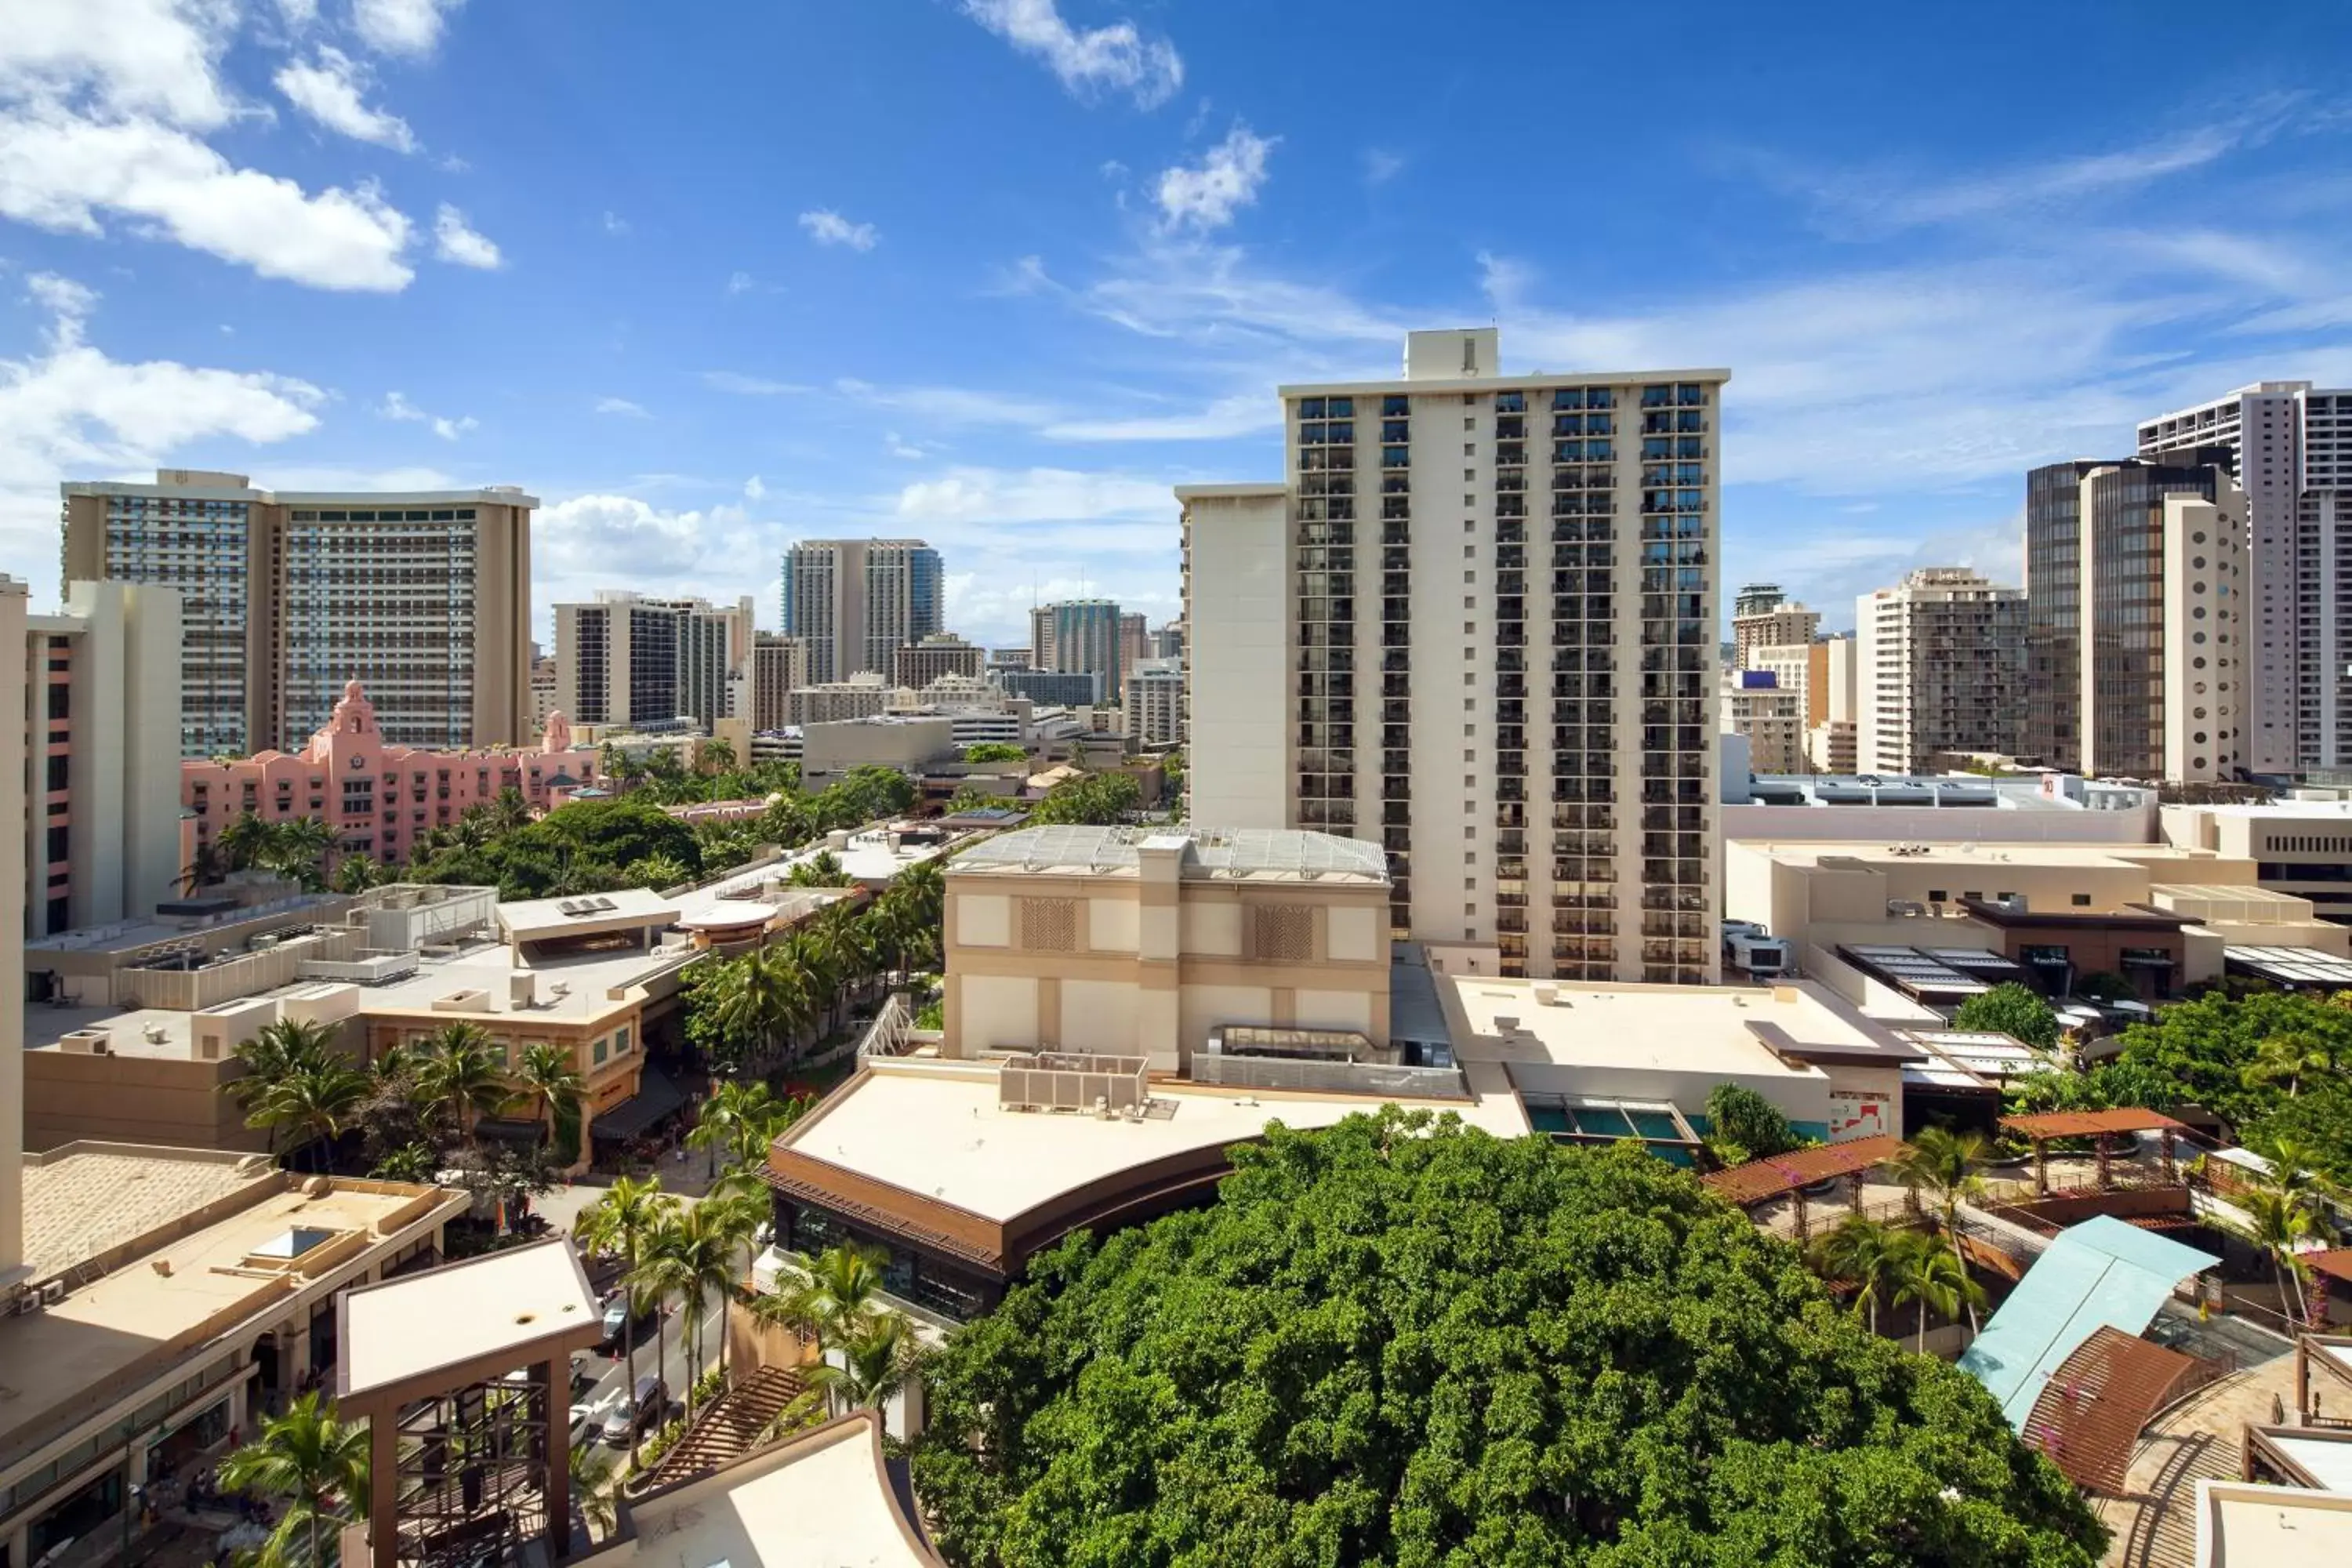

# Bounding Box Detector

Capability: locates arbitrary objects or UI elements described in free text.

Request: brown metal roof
[2000,1108,2188,1139]
[2018,1325,2211,1494]
[1699,1134,1905,1206]
[2310,1250,2352,1286]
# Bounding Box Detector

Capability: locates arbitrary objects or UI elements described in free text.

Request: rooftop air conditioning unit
[1492,1015,1520,1033]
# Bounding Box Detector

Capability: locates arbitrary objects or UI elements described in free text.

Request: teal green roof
[1957,1214,2218,1428]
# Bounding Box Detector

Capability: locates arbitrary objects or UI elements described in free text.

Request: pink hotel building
[184,679,601,866]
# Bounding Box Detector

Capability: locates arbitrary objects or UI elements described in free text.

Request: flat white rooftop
[2195,1479,2352,1566]
[1736,840,2227,871]
[354,937,694,1022]
[342,1238,597,1399]
[1446,978,1869,1082]
[498,887,680,943]
[781,1061,1528,1223]
[588,1414,937,1568]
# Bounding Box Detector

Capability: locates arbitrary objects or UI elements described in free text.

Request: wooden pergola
[1998,1107,2187,1197]
[2019,1324,2220,1494]
[1699,1134,1905,1243]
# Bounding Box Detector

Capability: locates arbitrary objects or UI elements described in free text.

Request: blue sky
[5,1,2351,648]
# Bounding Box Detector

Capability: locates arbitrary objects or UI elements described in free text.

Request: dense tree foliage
[912,1110,2103,1568]
[2059,989,2352,1182]
[963,742,1029,764]
[1025,769,1141,826]
[404,797,703,899]
[1700,1082,1803,1163]
[1951,982,2060,1050]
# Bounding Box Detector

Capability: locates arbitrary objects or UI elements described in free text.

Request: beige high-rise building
[553,591,752,732]
[1731,583,1820,670]
[1123,664,1185,749]
[1748,636,1856,773]
[528,652,557,731]
[753,632,807,732]
[0,579,25,1283]
[61,470,534,757]
[1119,611,1150,673]
[20,580,185,938]
[780,539,943,684]
[1183,328,1729,984]
[893,632,985,688]
[2024,456,2249,781]
[1856,567,2029,775]
[2138,383,2352,773]
[1722,672,1805,774]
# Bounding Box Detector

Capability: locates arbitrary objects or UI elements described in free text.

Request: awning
[2002,1108,2187,1139]
[589,1066,688,1141]
[1700,1133,1905,1206]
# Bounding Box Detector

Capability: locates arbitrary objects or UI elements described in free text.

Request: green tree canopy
[962,742,1028,764]
[1701,1081,1803,1163]
[1951,981,2061,1050]
[911,1110,2103,1567]
[1025,769,1140,826]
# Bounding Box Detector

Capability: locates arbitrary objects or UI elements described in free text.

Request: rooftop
[497,887,681,943]
[587,1413,941,1568]
[20,1144,275,1279]
[2,1164,458,1468]
[776,1059,1526,1226]
[339,1238,599,1406]
[1736,840,2223,872]
[953,825,1389,884]
[1443,976,1903,1082]
[2194,1479,2352,1565]
[352,936,695,1023]
[26,891,350,956]
[64,472,539,506]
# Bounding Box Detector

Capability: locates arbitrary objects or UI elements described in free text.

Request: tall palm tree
[688,1082,805,1175]
[630,1199,755,1417]
[251,1058,371,1172]
[264,815,339,886]
[575,1177,669,1468]
[750,1241,889,1375]
[416,1022,511,1142]
[225,1018,345,1160]
[489,786,533,833]
[216,810,276,873]
[1809,1212,1904,1335]
[181,838,228,894]
[1889,1230,1979,1354]
[807,1314,923,1437]
[2243,1032,2333,1099]
[332,853,388,895]
[1890,1127,1991,1332]
[218,1392,371,1568]
[787,850,853,888]
[517,1041,586,1153]
[709,946,814,1070]
[569,1442,619,1544]
[2234,1189,2318,1328]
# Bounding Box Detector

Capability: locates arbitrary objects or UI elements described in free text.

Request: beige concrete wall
[24,1051,262,1152]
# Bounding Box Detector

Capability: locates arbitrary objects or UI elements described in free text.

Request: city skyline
[5,4,2351,649]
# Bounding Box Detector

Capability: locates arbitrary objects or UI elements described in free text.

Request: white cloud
[725,270,754,296]
[1155,125,1276,231]
[1362,147,1404,185]
[593,396,648,418]
[274,46,415,151]
[960,0,1181,110]
[836,377,1062,428]
[532,493,771,620]
[743,474,765,500]
[601,209,629,235]
[797,209,877,251]
[378,390,475,441]
[0,0,238,130]
[0,107,416,290]
[0,272,323,600]
[700,371,807,396]
[351,0,464,57]
[273,0,318,26]
[893,465,1171,527]
[431,202,499,268]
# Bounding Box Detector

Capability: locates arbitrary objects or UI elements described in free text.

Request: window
[45,754,67,792]
[2071,893,2092,907]
[46,684,67,720]
[593,1036,608,1065]
[46,824,67,862]
[1927,889,1947,902]
[615,1025,632,1054]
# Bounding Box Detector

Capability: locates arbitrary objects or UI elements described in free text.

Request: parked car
[601,1374,671,1447]
[598,1292,657,1352]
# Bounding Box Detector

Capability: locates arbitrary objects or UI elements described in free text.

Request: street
[568,1290,728,1447]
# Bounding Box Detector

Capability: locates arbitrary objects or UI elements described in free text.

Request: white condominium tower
[779,539,944,685]
[1183,328,1729,984]
[61,470,535,757]
[2137,383,2352,773]
[1853,568,2027,775]
[553,591,754,731]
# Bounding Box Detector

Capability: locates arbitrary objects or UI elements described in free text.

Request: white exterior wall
[1,579,24,1279]
[1180,488,1289,828]
[2158,489,2249,781]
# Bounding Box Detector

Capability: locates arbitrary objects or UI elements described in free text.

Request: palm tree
[2234,1189,2318,1328]
[788,850,854,888]
[225,1018,345,1160]
[574,1177,666,1467]
[708,946,815,1070]
[264,815,339,886]
[569,1441,619,1543]
[488,786,533,833]
[630,1199,753,1417]
[516,1042,586,1154]
[807,1314,923,1437]
[182,838,228,894]
[699,737,738,776]
[750,1240,889,1378]
[1889,1230,1980,1354]
[2243,1032,2333,1099]
[216,810,276,873]
[688,1081,805,1176]
[218,1392,371,1568]
[1809,1212,1904,1335]
[416,1022,511,1142]
[332,853,389,894]
[1889,1126,1991,1333]
[250,1058,371,1172]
